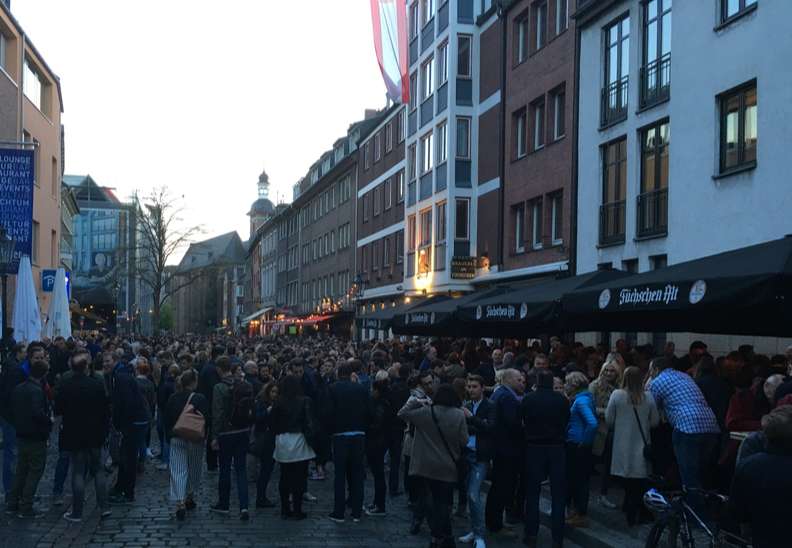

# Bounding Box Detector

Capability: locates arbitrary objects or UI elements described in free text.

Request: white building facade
[576,0,792,353]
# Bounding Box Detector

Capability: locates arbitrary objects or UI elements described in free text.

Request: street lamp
[0,227,16,340]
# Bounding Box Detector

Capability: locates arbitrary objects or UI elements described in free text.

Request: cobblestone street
[1,444,580,548]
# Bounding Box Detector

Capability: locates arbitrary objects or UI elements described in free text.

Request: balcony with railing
[599,200,626,246]
[636,188,668,238]
[640,53,670,109]
[601,76,628,127]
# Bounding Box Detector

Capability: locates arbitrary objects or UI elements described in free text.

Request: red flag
[370,0,409,104]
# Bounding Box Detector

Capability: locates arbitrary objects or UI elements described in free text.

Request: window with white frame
[532,97,545,150]
[383,236,391,268]
[515,109,527,158]
[384,178,393,209]
[374,132,382,162]
[398,108,406,143]
[457,35,472,78]
[409,71,418,111]
[555,0,568,35]
[420,131,434,173]
[516,15,529,64]
[23,59,44,113]
[397,171,405,203]
[437,121,448,164]
[408,144,417,180]
[374,185,381,216]
[385,122,393,152]
[456,117,471,159]
[552,87,566,140]
[421,0,434,26]
[410,2,420,39]
[514,203,525,253]
[455,198,469,240]
[551,192,563,244]
[421,56,434,101]
[531,198,544,249]
[534,1,547,51]
[436,201,447,243]
[437,41,449,86]
[364,142,371,169]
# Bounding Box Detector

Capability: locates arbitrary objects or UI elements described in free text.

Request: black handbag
[633,406,656,465]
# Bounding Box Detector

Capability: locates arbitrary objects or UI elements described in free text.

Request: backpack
[228,380,255,429]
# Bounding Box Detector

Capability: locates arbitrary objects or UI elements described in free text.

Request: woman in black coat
[366,372,393,515]
[253,381,278,509]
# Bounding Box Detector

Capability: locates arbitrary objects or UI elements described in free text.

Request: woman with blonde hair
[589,359,622,509]
[605,366,659,526]
[564,371,598,528]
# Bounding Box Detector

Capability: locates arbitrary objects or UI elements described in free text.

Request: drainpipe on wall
[570,20,581,276]
[17,32,24,140]
[496,2,507,272]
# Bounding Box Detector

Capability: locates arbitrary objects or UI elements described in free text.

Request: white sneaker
[598,495,618,510]
[458,532,475,544]
[474,538,486,548]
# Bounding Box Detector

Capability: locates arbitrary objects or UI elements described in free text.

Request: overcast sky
[13,0,386,253]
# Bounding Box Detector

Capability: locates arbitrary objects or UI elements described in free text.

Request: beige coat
[398,400,468,483]
[605,389,660,479]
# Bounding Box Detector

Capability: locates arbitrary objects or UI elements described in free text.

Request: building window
[641,0,671,108]
[32,220,40,264]
[396,230,404,264]
[552,87,565,140]
[374,186,381,216]
[364,142,371,169]
[650,254,667,270]
[531,97,545,150]
[514,204,525,253]
[601,137,627,244]
[534,1,547,51]
[384,178,393,210]
[372,241,379,272]
[361,246,368,274]
[407,215,417,251]
[514,109,527,159]
[457,35,472,78]
[422,0,434,26]
[638,120,669,237]
[385,122,393,153]
[555,0,568,35]
[420,131,434,174]
[455,198,469,240]
[363,192,370,222]
[603,14,630,126]
[408,144,417,181]
[516,14,529,64]
[722,0,757,23]
[23,59,45,114]
[456,117,471,159]
[419,208,432,274]
[409,71,418,111]
[719,81,757,173]
[410,2,420,39]
[0,34,6,72]
[550,192,563,245]
[421,56,434,101]
[437,41,449,86]
[383,236,390,268]
[435,201,446,271]
[531,199,543,249]
[51,157,58,196]
[397,171,405,203]
[437,121,448,164]
[398,108,406,143]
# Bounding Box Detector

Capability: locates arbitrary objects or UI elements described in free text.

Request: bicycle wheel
[646,517,684,548]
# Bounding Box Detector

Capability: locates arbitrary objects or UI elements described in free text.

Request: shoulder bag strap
[632,405,648,447]
[431,405,459,468]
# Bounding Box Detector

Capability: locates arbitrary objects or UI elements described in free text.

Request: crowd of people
[1,330,791,548]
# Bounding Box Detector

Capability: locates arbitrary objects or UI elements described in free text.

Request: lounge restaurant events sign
[0,148,35,274]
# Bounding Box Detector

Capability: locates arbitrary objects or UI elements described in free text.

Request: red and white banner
[370,0,409,104]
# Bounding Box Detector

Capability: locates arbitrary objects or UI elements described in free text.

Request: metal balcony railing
[601,76,629,126]
[599,200,626,245]
[640,53,671,108]
[637,188,668,238]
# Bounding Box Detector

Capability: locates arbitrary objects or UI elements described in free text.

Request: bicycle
[642,487,752,548]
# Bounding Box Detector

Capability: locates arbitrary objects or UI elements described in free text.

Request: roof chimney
[364,109,379,120]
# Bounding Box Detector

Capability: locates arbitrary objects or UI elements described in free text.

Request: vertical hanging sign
[0,148,34,274]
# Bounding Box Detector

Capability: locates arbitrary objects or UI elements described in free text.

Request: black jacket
[465,398,496,462]
[111,364,151,430]
[491,385,523,457]
[519,386,570,446]
[157,373,176,412]
[54,372,109,450]
[367,393,393,449]
[198,362,221,417]
[0,362,27,421]
[386,379,410,433]
[10,378,52,441]
[325,380,372,435]
[163,391,209,440]
[270,396,312,435]
[696,372,733,431]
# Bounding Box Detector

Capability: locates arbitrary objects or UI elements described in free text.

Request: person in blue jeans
[210,357,253,521]
[0,343,31,498]
[519,369,570,548]
[458,375,495,548]
[564,371,598,529]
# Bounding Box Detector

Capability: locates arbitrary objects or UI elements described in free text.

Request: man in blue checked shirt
[649,356,719,497]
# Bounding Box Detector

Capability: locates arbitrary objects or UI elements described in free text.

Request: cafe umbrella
[560,236,792,337]
[42,267,72,339]
[455,270,631,338]
[12,255,41,343]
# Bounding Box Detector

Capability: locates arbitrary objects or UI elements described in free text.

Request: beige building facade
[0,2,64,318]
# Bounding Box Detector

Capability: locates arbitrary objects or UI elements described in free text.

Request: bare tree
[134,187,203,333]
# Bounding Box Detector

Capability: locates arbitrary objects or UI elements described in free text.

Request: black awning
[356,301,415,331]
[561,237,792,336]
[456,270,631,337]
[391,287,513,336]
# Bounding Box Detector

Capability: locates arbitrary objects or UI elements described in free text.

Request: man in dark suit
[326,363,372,523]
[458,375,495,547]
[520,369,570,548]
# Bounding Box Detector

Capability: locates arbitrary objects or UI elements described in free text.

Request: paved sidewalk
[2,443,583,548]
